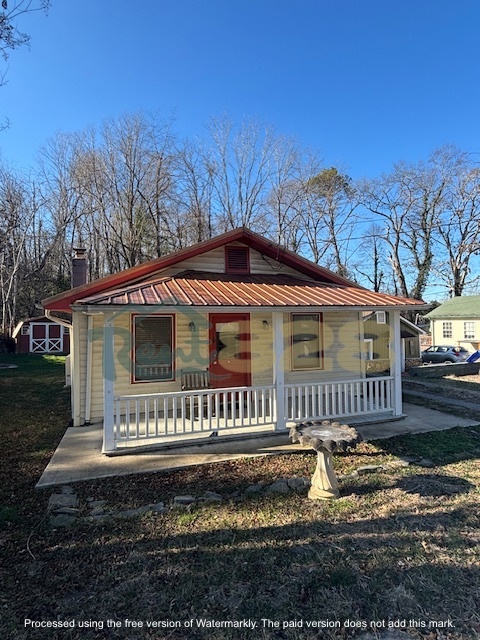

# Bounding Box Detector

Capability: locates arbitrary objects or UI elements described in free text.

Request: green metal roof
[426,296,480,319]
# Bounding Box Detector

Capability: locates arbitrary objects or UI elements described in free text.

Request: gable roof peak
[43,226,363,312]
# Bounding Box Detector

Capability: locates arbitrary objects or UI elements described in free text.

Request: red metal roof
[77,271,425,309]
[42,228,363,312]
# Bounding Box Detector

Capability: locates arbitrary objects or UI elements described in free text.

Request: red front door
[209,313,251,388]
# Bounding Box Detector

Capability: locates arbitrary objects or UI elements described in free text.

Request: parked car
[421,345,470,364]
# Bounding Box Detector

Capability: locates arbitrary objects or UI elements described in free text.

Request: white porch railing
[109,376,395,451]
[114,385,276,447]
[285,376,394,422]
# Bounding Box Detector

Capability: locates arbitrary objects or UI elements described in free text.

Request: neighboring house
[42,228,426,454]
[425,296,480,352]
[12,315,70,354]
[363,312,425,373]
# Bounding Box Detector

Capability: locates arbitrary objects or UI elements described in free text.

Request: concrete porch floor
[36,403,480,488]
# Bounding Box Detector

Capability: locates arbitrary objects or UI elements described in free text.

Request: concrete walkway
[36,402,480,488]
[403,386,480,412]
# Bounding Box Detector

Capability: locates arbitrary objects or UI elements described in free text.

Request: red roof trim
[42,227,363,312]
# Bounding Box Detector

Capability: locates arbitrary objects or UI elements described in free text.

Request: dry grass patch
[1,357,480,639]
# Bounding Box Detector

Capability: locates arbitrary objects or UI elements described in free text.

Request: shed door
[30,323,63,353]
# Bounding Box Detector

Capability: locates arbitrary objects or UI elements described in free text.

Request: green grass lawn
[1,356,479,639]
[0,354,71,528]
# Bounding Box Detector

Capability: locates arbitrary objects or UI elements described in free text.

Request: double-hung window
[442,322,452,339]
[464,322,475,340]
[133,315,174,382]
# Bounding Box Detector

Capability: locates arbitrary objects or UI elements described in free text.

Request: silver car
[421,345,470,364]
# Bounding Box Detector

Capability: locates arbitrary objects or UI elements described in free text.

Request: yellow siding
[89,314,106,421]
[82,309,364,422]
[363,315,390,360]
[431,318,480,350]
[73,311,87,426]
[285,311,363,383]
[250,313,274,386]
[88,310,212,422]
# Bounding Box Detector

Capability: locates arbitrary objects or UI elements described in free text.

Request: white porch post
[390,310,403,416]
[71,312,82,425]
[273,311,285,431]
[103,312,115,453]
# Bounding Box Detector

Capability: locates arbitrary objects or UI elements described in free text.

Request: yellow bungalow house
[363,312,425,373]
[42,228,426,454]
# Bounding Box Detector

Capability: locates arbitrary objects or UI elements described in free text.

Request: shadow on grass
[372,426,480,466]
[339,471,475,500]
[395,473,474,497]
[7,501,479,640]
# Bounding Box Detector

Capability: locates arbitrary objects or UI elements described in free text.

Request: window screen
[133,316,173,381]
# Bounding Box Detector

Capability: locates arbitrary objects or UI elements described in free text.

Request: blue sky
[0,0,479,178]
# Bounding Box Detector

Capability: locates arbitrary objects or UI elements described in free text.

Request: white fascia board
[71,303,430,315]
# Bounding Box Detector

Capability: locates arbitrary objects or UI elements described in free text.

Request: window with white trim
[291,313,323,370]
[133,315,174,382]
[21,325,30,335]
[442,321,452,339]
[363,338,374,360]
[464,321,475,340]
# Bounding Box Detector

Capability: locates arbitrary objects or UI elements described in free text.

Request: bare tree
[353,224,386,292]
[360,145,480,300]
[0,0,49,61]
[0,0,50,128]
[70,129,112,279]
[433,148,480,296]
[38,131,84,282]
[0,165,45,333]
[264,137,311,251]
[360,151,449,300]
[99,113,181,269]
[205,116,277,232]
[174,140,214,244]
[297,167,358,276]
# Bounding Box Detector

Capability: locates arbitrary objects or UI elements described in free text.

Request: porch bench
[181,369,211,392]
[181,369,212,419]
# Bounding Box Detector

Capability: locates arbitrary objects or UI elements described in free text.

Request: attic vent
[225,245,250,274]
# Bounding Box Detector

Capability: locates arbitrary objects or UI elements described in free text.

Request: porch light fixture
[189,321,196,332]
[262,320,269,329]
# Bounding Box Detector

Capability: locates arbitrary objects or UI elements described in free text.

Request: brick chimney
[72,248,88,288]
